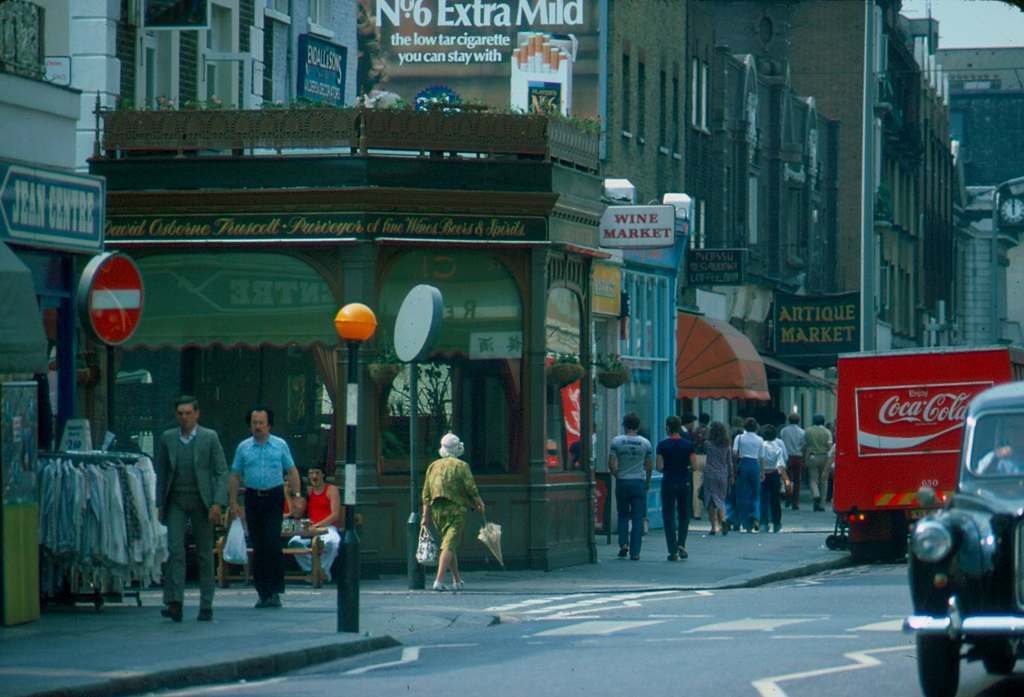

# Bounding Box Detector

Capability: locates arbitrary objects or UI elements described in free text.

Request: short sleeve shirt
[733,431,764,460]
[610,434,653,480]
[657,436,695,486]
[231,434,295,490]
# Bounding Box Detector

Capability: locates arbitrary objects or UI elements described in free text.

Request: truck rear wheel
[981,638,1016,675]
[916,635,960,697]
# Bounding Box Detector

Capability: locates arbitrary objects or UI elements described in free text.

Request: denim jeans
[616,478,647,555]
[661,481,691,553]
[734,458,761,531]
[759,471,782,529]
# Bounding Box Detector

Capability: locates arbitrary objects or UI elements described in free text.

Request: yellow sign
[592,263,621,317]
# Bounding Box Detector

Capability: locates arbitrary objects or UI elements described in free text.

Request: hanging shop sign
[0,160,105,254]
[77,253,144,345]
[591,262,621,317]
[143,0,209,29]
[105,212,547,243]
[773,291,860,365]
[297,34,347,106]
[686,248,746,286]
[598,205,674,249]
[368,0,601,117]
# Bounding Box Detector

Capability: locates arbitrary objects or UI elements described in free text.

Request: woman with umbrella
[421,433,485,591]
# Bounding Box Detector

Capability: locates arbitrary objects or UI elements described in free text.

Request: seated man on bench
[287,463,341,580]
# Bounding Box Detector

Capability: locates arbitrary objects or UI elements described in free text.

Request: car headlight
[911,520,953,562]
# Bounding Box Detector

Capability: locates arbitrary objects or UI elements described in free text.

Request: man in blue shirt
[657,416,697,561]
[229,406,301,608]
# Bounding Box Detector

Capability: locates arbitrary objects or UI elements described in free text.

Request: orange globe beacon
[334,303,378,342]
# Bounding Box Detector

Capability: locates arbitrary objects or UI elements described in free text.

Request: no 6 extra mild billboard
[367,0,600,117]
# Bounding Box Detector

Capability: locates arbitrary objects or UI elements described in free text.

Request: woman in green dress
[421,433,485,591]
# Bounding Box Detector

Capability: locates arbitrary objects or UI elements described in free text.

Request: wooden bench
[214,531,326,589]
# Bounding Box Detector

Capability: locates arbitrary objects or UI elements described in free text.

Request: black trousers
[245,486,285,599]
[661,481,691,553]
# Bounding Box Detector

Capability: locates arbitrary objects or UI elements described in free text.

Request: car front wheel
[981,638,1016,675]
[917,635,961,697]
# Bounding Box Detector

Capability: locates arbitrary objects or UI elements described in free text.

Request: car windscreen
[968,412,1024,477]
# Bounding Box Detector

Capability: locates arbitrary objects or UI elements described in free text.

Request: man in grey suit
[156,395,228,622]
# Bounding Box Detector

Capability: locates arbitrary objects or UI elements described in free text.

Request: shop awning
[762,356,836,391]
[675,312,769,401]
[0,242,47,373]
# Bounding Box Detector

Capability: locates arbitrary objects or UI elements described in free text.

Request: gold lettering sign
[591,263,621,317]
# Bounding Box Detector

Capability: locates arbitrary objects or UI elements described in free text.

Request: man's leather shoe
[197,608,213,622]
[266,594,282,608]
[254,597,270,608]
[161,602,183,622]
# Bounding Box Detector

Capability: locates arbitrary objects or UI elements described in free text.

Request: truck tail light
[848,513,867,524]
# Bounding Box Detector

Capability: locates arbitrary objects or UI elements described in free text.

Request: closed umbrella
[477,514,503,567]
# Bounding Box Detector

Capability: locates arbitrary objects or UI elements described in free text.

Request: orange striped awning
[675,313,770,401]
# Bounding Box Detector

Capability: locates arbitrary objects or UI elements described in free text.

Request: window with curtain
[378,250,523,475]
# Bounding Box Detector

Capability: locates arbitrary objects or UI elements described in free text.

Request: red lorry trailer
[834,346,1024,560]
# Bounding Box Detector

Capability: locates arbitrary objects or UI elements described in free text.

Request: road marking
[648,613,713,619]
[486,595,583,612]
[646,636,733,642]
[157,679,287,696]
[532,620,664,637]
[685,617,819,633]
[522,590,683,614]
[343,643,476,675]
[848,619,904,632]
[750,644,912,697]
[771,635,860,640]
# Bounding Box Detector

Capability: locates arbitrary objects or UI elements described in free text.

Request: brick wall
[789,0,865,293]
[116,5,136,102]
[180,32,198,105]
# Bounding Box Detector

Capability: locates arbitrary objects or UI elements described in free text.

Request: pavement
[0,492,849,697]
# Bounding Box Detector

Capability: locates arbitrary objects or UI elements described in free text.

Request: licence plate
[908,509,929,520]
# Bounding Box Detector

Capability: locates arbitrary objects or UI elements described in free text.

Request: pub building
[90,109,605,572]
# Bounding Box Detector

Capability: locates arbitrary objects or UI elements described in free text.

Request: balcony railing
[95,106,600,173]
[0,0,44,80]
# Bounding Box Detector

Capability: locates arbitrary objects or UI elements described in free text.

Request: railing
[0,0,44,80]
[95,106,600,173]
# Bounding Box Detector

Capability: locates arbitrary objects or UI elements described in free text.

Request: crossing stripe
[685,617,818,633]
[848,619,903,632]
[751,644,912,697]
[533,619,664,637]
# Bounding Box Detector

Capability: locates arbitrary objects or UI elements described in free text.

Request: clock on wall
[1001,196,1024,225]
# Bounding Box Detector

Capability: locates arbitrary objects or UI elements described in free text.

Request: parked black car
[904,381,1024,697]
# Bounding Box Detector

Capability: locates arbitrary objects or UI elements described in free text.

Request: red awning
[675,313,770,401]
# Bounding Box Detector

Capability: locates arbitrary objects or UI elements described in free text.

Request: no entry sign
[77,252,144,345]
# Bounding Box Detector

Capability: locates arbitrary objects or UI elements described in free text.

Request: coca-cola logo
[856,381,992,456]
[877,391,971,425]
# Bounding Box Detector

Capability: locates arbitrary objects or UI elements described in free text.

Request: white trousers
[288,526,341,580]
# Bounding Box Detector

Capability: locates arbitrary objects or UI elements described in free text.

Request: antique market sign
[773,291,860,365]
[0,160,105,253]
[686,248,745,286]
[105,212,546,243]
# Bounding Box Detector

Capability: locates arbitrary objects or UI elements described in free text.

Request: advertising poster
[2,382,37,506]
[363,0,601,116]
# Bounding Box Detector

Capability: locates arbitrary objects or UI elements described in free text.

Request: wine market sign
[598,205,675,249]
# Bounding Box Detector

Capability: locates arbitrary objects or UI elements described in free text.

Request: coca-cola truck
[834,346,1024,560]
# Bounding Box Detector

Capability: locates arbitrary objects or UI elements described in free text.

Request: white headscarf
[439,432,464,458]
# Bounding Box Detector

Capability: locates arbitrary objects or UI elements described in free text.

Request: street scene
[4,1,1024,697]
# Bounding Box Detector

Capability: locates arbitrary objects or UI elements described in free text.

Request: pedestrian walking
[421,433,485,591]
[228,406,301,609]
[702,421,734,536]
[779,413,805,510]
[156,396,228,623]
[609,412,653,560]
[656,416,696,561]
[732,418,763,533]
[758,425,789,533]
[689,413,709,520]
[803,414,834,512]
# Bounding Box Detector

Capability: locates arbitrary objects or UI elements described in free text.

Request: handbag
[416,525,439,566]
[223,518,248,565]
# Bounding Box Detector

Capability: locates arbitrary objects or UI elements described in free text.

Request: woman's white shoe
[432,580,448,592]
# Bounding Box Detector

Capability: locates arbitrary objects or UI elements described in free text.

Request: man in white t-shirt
[779,413,805,510]
[609,413,653,560]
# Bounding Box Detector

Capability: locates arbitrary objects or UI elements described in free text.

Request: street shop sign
[598,205,674,248]
[773,290,860,364]
[77,253,144,345]
[297,34,347,106]
[105,212,547,243]
[686,248,745,286]
[0,160,105,254]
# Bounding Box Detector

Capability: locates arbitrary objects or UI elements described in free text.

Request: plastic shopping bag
[223,518,248,565]
[416,526,438,566]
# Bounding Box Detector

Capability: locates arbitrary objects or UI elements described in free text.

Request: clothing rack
[37,450,164,611]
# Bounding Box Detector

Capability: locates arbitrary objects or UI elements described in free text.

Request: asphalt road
[142,565,1024,697]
